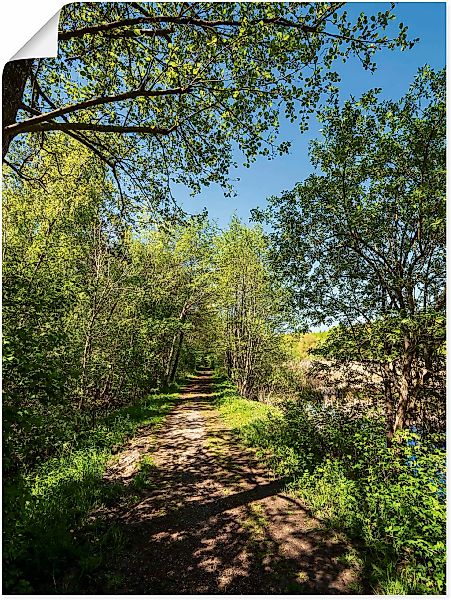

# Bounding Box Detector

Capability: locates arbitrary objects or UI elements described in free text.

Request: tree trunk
[380,360,396,445]
[393,336,414,434]
[165,331,178,386]
[165,302,188,385]
[169,331,184,383]
[225,348,233,378]
[3,59,33,159]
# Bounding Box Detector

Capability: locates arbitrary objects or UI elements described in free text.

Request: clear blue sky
[174,2,446,227]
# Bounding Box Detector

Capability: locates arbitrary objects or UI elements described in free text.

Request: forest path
[99,370,359,594]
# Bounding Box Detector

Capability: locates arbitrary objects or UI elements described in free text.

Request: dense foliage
[2,5,445,596]
[212,217,290,399]
[3,138,288,592]
[3,136,217,474]
[255,67,446,440]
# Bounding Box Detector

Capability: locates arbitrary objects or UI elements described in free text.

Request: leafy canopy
[4,2,415,213]
[255,66,445,330]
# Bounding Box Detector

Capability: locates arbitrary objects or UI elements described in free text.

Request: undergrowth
[212,375,446,595]
[3,385,181,594]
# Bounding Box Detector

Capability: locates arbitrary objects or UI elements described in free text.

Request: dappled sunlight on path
[98,371,360,594]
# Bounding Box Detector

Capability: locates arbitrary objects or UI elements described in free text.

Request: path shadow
[78,371,361,594]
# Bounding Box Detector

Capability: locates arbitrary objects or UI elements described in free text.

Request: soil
[85,371,362,594]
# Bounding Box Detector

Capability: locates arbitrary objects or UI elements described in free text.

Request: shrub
[3,390,178,593]
[214,378,446,594]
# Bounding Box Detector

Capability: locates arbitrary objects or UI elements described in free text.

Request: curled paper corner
[11,10,61,61]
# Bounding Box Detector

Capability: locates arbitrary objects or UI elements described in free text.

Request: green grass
[3,386,180,594]
[242,502,270,539]
[132,454,158,490]
[212,377,278,430]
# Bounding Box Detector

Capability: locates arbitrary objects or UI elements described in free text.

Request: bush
[3,390,178,594]
[214,377,446,595]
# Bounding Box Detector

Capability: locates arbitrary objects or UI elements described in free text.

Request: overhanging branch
[58,15,319,41]
[4,121,177,135]
[6,86,191,136]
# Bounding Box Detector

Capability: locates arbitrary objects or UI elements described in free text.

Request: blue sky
[175,2,446,227]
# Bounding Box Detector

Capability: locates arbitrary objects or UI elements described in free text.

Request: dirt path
[97,371,360,594]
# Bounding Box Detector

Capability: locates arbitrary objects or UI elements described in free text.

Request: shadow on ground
[60,371,362,594]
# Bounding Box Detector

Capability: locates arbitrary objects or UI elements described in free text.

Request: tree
[255,67,445,439]
[213,217,288,399]
[2,133,215,470]
[138,216,216,385]
[3,2,414,211]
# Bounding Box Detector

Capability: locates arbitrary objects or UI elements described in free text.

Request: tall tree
[139,216,216,385]
[2,134,216,469]
[213,217,288,399]
[3,2,414,211]
[255,67,445,438]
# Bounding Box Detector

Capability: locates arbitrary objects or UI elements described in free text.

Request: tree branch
[58,15,319,40]
[58,12,396,53]
[5,121,177,135]
[6,86,192,135]
[3,158,46,187]
[100,28,173,40]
